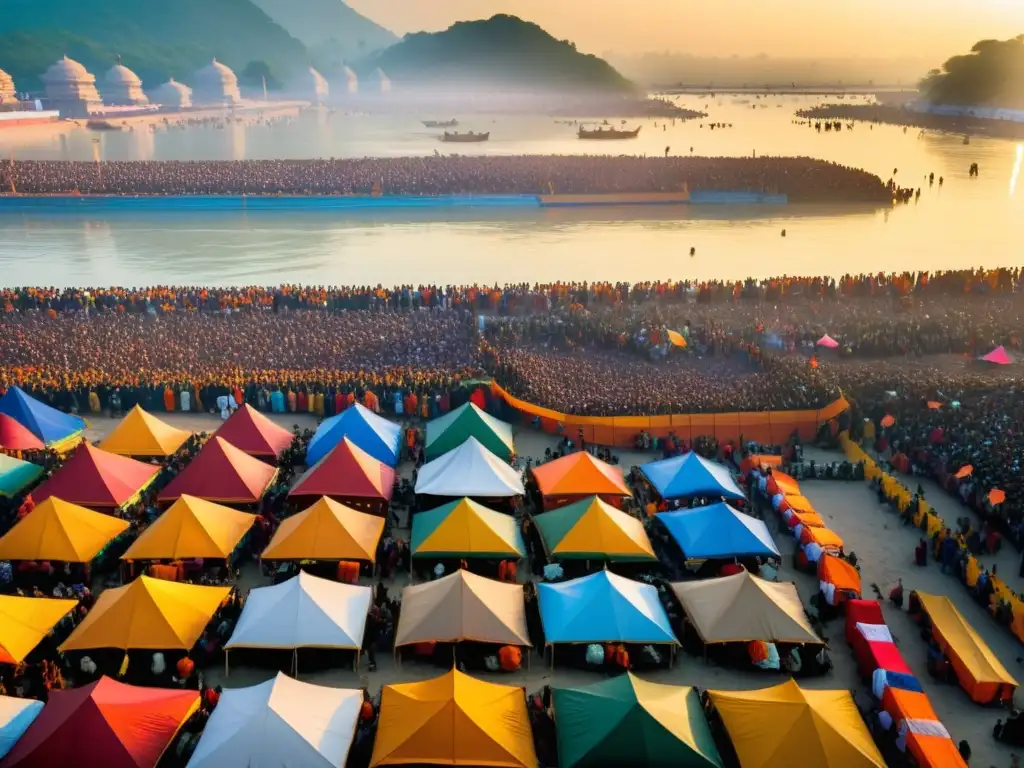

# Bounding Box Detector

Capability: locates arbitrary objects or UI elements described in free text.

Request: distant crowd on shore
[796,103,1024,141]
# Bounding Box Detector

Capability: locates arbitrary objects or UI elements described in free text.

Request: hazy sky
[347,0,1024,60]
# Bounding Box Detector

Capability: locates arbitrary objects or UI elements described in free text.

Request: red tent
[981,345,1012,365]
[289,436,394,514]
[0,413,45,451]
[1,676,199,768]
[212,404,293,459]
[158,436,277,504]
[32,443,159,509]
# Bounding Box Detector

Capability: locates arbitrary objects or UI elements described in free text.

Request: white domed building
[41,55,102,117]
[0,69,16,104]
[192,59,241,106]
[373,67,391,94]
[151,77,193,110]
[340,65,359,95]
[292,66,329,104]
[103,56,149,106]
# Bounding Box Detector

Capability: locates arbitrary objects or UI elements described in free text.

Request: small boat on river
[422,119,458,128]
[441,131,489,143]
[577,126,641,140]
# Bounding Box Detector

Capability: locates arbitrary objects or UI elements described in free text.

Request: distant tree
[920,35,1024,108]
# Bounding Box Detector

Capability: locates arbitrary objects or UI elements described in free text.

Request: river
[0,95,1019,287]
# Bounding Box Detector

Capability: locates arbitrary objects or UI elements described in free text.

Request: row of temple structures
[0,56,389,117]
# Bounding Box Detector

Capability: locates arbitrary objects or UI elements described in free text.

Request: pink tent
[816,334,839,349]
[982,346,1012,365]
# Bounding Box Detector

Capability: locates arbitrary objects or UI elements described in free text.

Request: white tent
[414,436,524,497]
[225,571,371,652]
[186,672,362,768]
[0,696,42,760]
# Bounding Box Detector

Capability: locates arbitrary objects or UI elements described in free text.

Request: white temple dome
[42,55,92,84]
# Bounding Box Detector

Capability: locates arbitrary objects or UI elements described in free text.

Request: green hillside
[920,35,1024,109]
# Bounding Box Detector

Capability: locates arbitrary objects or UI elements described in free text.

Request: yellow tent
[0,498,129,562]
[709,679,885,768]
[261,496,385,562]
[0,594,78,664]
[535,496,655,561]
[121,495,256,561]
[370,668,537,768]
[99,405,191,457]
[60,575,230,652]
[411,497,525,559]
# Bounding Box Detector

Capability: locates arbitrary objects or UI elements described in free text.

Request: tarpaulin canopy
[121,495,255,561]
[186,673,362,768]
[212,404,294,458]
[289,436,395,504]
[0,595,77,664]
[262,496,385,562]
[415,437,525,498]
[60,575,229,652]
[552,673,723,768]
[226,571,370,651]
[534,496,656,562]
[98,405,191,457]
[395,569,530,647]
[305,402,401,467]
[640,452,744,501]
[0,414,44,452]
[817,554,862,605]
[370,668,537,768]
[816,334,840,349]
[0,386,84,449]
[981,345,1012,365]
[881,688,966,768]
[538,571,677,645]
[914,591,1018,703]
[0,498,129,563]
[32,443,159,509]
[159,437,277,504]
[658,503,779,560]
[709,680,885,768]
[426,403,515,461]
[783,494,815,514]
[740,454,782,474]
[0,455,43,498]
[531,452,630,508]
[670,571,821,645]
[411,498,524,559]
[666,330,688,348]
[0,697,42,760]
[784,509,825,530]
[1,677,198,768]
[800,526,844,550]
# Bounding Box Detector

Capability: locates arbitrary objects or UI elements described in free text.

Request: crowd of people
[796,103,1024,141]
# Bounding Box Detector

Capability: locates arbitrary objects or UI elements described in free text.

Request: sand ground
[80,412,1021,766]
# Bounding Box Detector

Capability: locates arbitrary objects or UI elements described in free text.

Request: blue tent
[658,503,780,560]
[305,403,401,466]
[640,452,744,500]
[537,571,677,645]
[0,387,85,447]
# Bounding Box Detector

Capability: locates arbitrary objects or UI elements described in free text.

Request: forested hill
[920,35,1024,109]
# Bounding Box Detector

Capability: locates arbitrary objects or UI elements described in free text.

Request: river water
[0,95,1019,287]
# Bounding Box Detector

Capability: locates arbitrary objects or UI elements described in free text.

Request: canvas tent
[98,405,191,457]
[0,498,129,562]
[425,402,515,461]
[395,570,530,647]
[0,455,42,498]
[411,498,524,559]
[533,496,656,562]
[159,437,278,504]
[0,386,84,450]
[0,414,44,452]
[0,697,42,760]
[530,451,630,509]
[212,404,294,458]
[981,345,1012,365]
[0,595,78,664]
[32,443,159,509]
[261,496,384,562]
[640,452,744,500]
[552,673,722,768]
[709,679,885,768]
[658,503,779,560]
[289,436,395,513]
[186,673,363,768]
[121,495,255,561]
[370,668,537,768]
[537,571,677,645]
[305,402,401,466]
[415,436,524,498]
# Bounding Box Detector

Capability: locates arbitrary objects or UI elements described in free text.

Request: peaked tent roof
[305,402,401,467]
[816,334,840,349]
[658,503,780,560]
[158,437,278,504]
[0,414,44,452]
[60,575,230,652]
[534,496,656,562]
[415,436,525,498]
[289,436,395,501]
[1,677,199,768]
[531,451,630,500]
[121,495,256,561]
[708,680,886,768]
[0,454,43,498]
[212,404,294,458]
[552,673,723,768]
[370,668,537,768]
[226,571,371,651]
[982,345,1012,365]
[0,697,43,760]
[395,570,530,647]
[425,402,515,461]
[640,452,744,500]
[538,571,677,645]
[0,386,85,447]
[262,496,385,561]
[98,405,191,457]
[32,443,159,508]
[186,673,362,768]
[0,498,129,562]
[0,595,78,665]
[670,571,820,645]
[411,498,525,558]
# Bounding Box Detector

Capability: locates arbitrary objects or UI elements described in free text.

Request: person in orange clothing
[163,386,175,412]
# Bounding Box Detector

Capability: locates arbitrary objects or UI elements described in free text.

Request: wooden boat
[441,131,489,143]
[422,119,458,128]
[577,126,641,140]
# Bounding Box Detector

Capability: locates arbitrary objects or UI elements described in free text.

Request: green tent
[411,497,525,559]
[0,454,43,497]
[533,496,656,562]
[552,673,723,768]
[425,403,514,461]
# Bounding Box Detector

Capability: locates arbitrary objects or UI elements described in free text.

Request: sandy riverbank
[797,103,1024,141]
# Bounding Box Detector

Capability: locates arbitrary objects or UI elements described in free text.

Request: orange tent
[788,509,825,529]
[31,443,159,509]
[739,454,782,474]
[530,452,631,510]
[767,471,800,496]
[158,437,277,504]
[783,494,816,514]
[881,688,966,768]
[817,554,861,605]
[801,526,844,551]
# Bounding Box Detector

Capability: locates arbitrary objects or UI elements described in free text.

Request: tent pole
[225,650,229,677]
[550,645,554,670]
[293,649,298,677]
